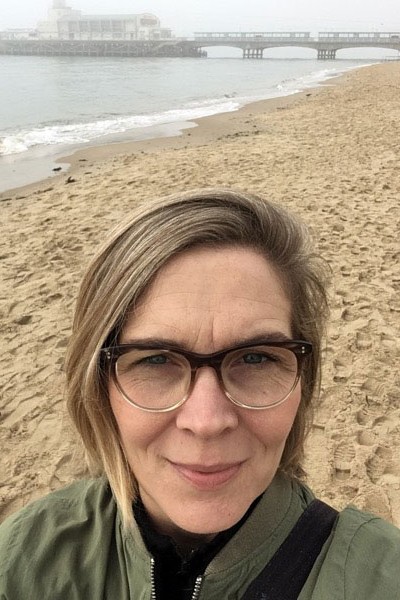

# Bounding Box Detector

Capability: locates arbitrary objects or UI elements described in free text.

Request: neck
[159,526,216,554]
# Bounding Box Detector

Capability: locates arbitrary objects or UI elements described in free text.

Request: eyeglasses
[101,340,312,413]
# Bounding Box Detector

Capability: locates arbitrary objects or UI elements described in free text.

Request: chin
[168,496,256,536]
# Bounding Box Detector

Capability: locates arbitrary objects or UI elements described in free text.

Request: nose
[175,366,239,437]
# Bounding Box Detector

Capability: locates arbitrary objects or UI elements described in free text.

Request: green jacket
[0,474,399,599]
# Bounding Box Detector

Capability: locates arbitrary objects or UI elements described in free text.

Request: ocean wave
[0,61,373,158]
[0,99,239,156]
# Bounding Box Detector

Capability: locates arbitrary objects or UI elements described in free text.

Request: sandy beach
[1,62,399,525]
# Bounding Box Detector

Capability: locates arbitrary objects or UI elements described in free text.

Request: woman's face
[109,246,301,540]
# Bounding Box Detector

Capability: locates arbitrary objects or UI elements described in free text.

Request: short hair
[65,188,329,528]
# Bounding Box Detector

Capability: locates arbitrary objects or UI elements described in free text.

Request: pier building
[2,1,172,42]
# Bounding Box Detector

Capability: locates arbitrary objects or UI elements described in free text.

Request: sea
[0,54,374,193]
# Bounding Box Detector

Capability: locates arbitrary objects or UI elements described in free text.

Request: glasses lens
[223,345,299,408]
[115,349,190,410]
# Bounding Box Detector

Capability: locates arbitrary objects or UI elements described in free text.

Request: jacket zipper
[190,575,203,600]
[150,558,203,600]
[150,558,157,600]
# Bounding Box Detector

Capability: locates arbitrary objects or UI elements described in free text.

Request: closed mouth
[169,460,244,488]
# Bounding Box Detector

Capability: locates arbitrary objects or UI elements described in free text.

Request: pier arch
[203,45,243,58]
[335,46,400,59]
[263,46,316,59]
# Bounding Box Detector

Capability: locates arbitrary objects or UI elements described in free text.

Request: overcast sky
[1,0,400,35]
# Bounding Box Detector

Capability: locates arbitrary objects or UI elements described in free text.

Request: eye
[242,352,276,364]
[119,351,172,373]
[139,354,169,365]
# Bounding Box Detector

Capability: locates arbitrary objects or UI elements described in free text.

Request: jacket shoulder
[302,505,400,599]
[0,478,117,597]
[0,477,113,534]
[340,506,400,598]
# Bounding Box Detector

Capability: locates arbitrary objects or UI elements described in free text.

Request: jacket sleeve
[299,506,400,599]
[0,509,27,600]
[0,479,117,600]
[343,514,400,599]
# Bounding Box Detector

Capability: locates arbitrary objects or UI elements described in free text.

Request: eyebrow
[119,332,293,351]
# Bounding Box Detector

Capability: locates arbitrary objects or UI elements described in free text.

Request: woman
[0,189,399,599]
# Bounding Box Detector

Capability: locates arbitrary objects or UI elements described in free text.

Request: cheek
[109,382,171,453]
[246,387,301,447]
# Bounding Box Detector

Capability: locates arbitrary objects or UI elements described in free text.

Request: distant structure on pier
[1,6,399,60]
[1,0,172,41]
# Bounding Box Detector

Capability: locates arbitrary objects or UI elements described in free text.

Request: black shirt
[133,498,260,600]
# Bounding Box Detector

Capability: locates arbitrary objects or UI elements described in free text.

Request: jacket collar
[121,473,313,578]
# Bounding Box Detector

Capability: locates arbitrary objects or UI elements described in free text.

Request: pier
[0,38,204,58]
[192,32,400,60]
[0,32,399,59]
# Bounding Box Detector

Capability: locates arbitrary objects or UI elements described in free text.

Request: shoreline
[0,91,308,199]
[0,62,366,199]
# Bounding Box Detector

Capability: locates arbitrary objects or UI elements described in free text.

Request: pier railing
[194,32,313,40]
[191,31,400,59]
[318,32,400,41]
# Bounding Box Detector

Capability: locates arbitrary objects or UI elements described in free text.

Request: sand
[1,62,399,525]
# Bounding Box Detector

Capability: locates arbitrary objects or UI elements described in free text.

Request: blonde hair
[65,188,329,528]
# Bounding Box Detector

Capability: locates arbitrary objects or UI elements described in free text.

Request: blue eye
[142,354,168,365]
[242,353,267,364]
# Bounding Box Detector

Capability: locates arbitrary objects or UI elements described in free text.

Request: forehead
[122,246,292,350]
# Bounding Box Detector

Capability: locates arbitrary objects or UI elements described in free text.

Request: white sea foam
[232,66,345,106]
[0,99,239,156]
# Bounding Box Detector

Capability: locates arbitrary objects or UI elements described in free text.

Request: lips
[169,461,243,489]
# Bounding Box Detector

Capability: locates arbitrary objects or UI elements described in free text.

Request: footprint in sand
[356,482,393,522]
[355,408,369,426]
[355,331,373,350]
[380,331,397,350]
[333,359,352,383]
[341,307,354,322]
[361,378,389,400]
[357,430,376,446]
[366,446,393,484]
[333,441,356,480]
